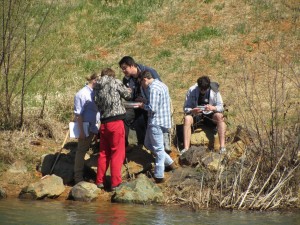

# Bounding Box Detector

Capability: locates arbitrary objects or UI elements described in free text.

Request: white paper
[69,122,89,138]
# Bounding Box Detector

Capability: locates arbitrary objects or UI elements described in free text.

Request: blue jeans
[144,124,174,178]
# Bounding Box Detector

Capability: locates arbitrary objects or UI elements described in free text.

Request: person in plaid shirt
[138,71,176,183]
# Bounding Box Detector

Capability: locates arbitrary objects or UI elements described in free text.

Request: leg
[124,108,135,147]
[183,114,194,150]
[212,113,226,148]
[134,112,146,146]
[108,120,126,188]
[96,124,111,186]
[74,134,94,184]
[162,127,172,156]
[147,125,165,179]
[163,131,171,153]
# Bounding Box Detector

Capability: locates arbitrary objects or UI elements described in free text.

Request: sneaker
[97,183,104,189]
[179,148,188,156]
[165,162,177,172]
[111,185,120,192]
[111,187,117,192]
[154,177,165,184]
[219,147,226,154]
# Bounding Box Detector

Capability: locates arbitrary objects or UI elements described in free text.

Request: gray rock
[179,145,206,166]
[112,174,164,204]
[0,187,7,199]
[18,174,65,200]
[69,181,100,202]
[201,152,224,171]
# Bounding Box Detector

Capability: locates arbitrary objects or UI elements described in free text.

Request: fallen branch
[238,156,261,209]
[249,150,286,208]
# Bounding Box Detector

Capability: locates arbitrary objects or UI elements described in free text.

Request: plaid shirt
[143,79,171,129]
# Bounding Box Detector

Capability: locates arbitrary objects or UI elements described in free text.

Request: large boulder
[18,174,65,200]
[191,126,219,151]
[112,174,164,204]
[40,153,74,185]
[69,181,100,202]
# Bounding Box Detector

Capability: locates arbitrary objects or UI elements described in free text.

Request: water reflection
[0,198,299,225]
[96,204,127,225]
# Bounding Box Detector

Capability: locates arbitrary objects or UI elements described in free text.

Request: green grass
[181,26,222,48]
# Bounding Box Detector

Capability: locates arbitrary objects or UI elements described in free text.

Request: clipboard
[69,122,89,138]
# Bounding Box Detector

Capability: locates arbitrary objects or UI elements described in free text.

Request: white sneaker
[219,147,226,154]
[179,148,188,155]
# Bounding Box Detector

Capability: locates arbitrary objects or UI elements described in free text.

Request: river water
[0,198,299,225]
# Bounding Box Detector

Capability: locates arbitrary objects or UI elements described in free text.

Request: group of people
[73,56,226,190]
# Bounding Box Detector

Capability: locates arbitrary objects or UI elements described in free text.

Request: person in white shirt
[181,75,226,155]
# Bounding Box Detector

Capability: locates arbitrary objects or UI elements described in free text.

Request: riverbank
[1,126,299,211]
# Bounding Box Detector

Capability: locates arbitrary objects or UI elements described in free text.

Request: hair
[86,72,100,82]
[197,76,211,90]
[139,70,153,80]
[100,68,115,77]
[118,56,137,67]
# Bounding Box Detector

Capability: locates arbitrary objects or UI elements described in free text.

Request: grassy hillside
[1,0,298,124]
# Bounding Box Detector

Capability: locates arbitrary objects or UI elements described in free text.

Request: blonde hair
[86,72,100,82]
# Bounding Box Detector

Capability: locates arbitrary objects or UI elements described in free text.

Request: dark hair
[119,56,136,67]
[100,68,115,77]
[139,70,153,80]
[197,76,210,90]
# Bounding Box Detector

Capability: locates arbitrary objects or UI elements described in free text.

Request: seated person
[181,75,226,155]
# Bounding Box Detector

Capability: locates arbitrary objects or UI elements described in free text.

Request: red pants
[96,120,125,188]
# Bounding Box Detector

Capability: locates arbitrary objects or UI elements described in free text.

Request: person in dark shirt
[119,56,170,153]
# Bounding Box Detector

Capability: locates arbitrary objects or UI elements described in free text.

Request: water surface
[0,199,299,225]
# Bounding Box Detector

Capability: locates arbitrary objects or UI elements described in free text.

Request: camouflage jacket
[94,75,131,123]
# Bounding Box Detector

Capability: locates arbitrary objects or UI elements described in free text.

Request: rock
[8,160,27,173]
[18,174,65,200]
[228,140,245,160]
[232,125,253,145]
[52,154,75,184]
[112,174,164,204]
[0,187,7,199]
[201,152,224,171]
[41,153,74,184]
[69,181,100,202]
[40,154,55,174]
[179,146,206,166]
[191,128,210,146]
[190,126,217,150]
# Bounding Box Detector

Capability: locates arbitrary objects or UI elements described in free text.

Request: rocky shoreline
[1,125,299,210]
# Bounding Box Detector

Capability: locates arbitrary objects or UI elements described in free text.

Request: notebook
[69,122,89,138]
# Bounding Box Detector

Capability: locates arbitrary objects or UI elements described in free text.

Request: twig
[256,164,298,209]
[249,149,286,208]
[238,157,261,209]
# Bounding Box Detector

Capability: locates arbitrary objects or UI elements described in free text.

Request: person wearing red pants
[94,68,131,191]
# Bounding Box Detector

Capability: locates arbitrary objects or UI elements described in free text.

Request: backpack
[210,82,219,93]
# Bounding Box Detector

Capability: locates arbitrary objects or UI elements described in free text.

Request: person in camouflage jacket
[94,68,132,190]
